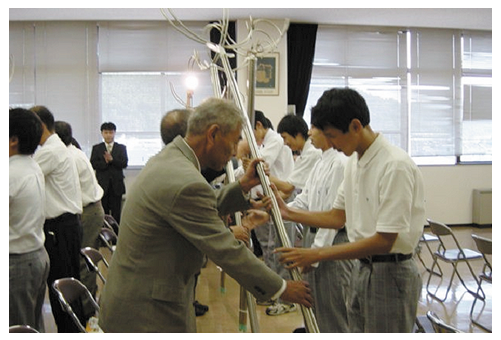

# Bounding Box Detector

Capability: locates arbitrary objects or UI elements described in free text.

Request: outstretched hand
[274,247,320,270]
[269,183,290,220]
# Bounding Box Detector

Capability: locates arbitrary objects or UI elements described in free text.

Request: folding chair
[426,219,483,302]
[469,234,492,332]
[9,325,39,333]
[80,247,109,284]
[99,227,118,254]
[103,214,119,235]
[52,278,100,333]
[416,232,443,277]
[426,311,463,333]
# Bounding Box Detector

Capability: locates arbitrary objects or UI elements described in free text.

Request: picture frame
[255,53,279,96]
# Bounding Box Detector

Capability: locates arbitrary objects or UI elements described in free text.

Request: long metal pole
[243,54,261,333]
[211,43,320,333]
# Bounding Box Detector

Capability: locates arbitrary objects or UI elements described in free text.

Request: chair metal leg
[469,278,492,332]
[422,240,443,277]
[426,258,456,302]
[455,261,485,300]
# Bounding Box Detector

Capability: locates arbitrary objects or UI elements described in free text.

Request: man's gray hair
[187,97,245,136]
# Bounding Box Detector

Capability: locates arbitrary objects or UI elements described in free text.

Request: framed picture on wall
[255,53,279,96]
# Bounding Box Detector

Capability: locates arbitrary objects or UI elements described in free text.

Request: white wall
[420,164,492,225]
[236,19,289,128]
[125,164,492,226]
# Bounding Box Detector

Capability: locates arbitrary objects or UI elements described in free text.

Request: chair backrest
[52,278,100,332]
[427,219,453,236]
[426,311,462,333]
[472,234,492,255]
[81,247,109,270]
[9,325,39,333]
[100,227,117,244]
[427,218,467,254]
[104,214,119,234]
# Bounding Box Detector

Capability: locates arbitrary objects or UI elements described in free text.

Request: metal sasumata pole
[209,62,260,333]
[209,43,320,333]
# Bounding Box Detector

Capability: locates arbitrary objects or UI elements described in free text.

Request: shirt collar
[179,137,201,172]
[358,133,384,168]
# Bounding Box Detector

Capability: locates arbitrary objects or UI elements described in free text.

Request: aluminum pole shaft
[212,43,320,333]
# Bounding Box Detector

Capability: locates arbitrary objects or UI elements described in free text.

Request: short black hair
[55,121,73,146]
[277,114,309,139]
[30,105,55,132]
[100,122,117,131]
[10,107,43,155]
[311,88,370,133]
[254,110,272,129]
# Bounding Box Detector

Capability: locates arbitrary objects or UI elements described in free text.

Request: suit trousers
[79,201,105,318]
[44,213,84,332]
[102,188,123,224]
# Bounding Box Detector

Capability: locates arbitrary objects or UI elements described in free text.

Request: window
[98,22,216,166]
[305,25,492,165]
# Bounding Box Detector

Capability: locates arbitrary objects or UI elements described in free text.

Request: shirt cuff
[271,279,287,301]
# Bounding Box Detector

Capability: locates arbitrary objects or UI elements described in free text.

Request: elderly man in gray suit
[98,98,312,333]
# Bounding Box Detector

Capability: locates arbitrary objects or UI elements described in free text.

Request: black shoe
[194,301,209,316]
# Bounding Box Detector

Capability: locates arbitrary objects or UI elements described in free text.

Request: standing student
[31,105,84,333]
[90,122,128,224]
[265,114,321,316]
[9,108,50,332]
[287,124,352,332]
[237,110,295,309]
[55,121,105,318]
[98,98,312,333]
[272,114,321,199]
[275,88,425,333]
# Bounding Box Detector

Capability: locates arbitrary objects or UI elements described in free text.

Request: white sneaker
[265,302,297,316]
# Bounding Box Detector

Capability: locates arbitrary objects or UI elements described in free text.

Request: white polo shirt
[9,155,46,253]
[332,134,425,254]
[34,134,83,218]
[286,139,322,191]
[68,144,104,207]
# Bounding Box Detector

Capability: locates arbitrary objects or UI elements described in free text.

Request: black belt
[45,212,78,224]
[359,253,413,264]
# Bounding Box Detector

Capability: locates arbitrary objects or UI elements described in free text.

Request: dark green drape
[209,21,237,91]
[287,23,318,117]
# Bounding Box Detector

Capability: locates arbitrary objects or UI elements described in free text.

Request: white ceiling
[9,8,492,30]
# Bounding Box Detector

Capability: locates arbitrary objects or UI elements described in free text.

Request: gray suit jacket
[99,136,283,332]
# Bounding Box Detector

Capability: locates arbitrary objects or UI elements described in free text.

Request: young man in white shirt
[9,108,50,332]
[274,88,425,332]
[266,114,321,316]
[272,114,322,199]
[31,106,84,333]
[55,121,105,318]
[287,124,353,332]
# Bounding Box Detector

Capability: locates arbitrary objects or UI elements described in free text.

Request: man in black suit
[90,122,128,224]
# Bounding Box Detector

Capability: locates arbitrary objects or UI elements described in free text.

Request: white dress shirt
[333,134,425,254]
[259,128,294,180]
[34,134,83,218]
[286,139,322,191]
[68,144,104,207]
[289,148,347,253]
[9,155,46,253]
